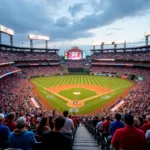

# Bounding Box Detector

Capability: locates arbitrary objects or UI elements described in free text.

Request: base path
[46,84,113,108]
[73,126,100,150]
[47,84,112,94]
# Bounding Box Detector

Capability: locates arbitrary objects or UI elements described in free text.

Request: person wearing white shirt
[62,110,74,138]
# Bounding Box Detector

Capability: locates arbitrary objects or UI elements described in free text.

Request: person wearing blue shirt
[107,113,124,147]
[0,113,10,149]
[109,113,124,137]
[8,117,36,150]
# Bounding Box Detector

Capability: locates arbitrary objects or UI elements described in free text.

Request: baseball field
[30,75,133,114]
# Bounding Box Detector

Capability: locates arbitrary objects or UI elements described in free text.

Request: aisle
[73,126,100,150]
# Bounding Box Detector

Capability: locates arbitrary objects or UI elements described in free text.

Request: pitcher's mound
[73,92,81,95]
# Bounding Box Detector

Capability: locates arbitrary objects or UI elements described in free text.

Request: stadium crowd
[90,66,150,76]
[0,51,59,63]
[68,60,83,68]
[1,109,150,149]
[0,65,20,76]
[0,74,35,113]
[91,51,150,61]
[21,66,62,77]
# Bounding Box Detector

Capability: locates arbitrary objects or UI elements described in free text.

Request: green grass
[59,88,96,100]
[31,75,133,114]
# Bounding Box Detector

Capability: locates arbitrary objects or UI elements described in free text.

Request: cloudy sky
[0,0,150,55]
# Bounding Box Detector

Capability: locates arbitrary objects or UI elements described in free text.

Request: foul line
[31,81,69,109]
[79,84,132,111]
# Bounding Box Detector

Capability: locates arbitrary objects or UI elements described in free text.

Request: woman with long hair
[36,117,50,136]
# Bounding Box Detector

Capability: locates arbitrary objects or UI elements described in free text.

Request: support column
[10,35,13,46]
[114,44,117,49]
[45,40,48,49]
[114,44,117,52]
[124,42,126,49]
[0,32,1,44]
[93,45,95,50]
[30,39,33,49]
[146,36,148,46]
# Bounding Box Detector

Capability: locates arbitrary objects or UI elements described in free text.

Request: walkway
[73,126,100,150]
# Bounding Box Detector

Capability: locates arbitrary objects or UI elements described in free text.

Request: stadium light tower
[0,25,14,46]
[114,40,126,49]
[92,42,103,50]
[28,34,50,49]
[144,31,150,46]
[104,41,113,46]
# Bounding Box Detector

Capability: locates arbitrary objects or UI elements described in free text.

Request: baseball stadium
[0,1,150,150]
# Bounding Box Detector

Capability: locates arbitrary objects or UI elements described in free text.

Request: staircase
[73,126,100,150]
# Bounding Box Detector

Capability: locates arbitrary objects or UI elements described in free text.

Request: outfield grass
[31,75,133,114]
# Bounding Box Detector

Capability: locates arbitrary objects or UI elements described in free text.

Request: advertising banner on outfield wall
[121,76,128,79]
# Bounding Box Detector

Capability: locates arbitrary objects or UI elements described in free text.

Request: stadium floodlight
[28,34,50,41]
[104,41,113,45]
[114,40,126,44]
[0,25,14,36]
[144,31,150,37]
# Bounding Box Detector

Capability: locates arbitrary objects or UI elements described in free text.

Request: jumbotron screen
[64,52,86,60]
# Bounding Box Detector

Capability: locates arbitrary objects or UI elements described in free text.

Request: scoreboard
[64,51,86,60]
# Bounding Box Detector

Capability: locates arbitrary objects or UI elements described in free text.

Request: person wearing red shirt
[141,115,150,133]
[102,116,111,133]
[4,112,16,132]
[112,114,146,150]
[142,114,148,124]
[72,116,78,127]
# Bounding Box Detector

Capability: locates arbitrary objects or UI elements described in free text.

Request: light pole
[22,42,24,48]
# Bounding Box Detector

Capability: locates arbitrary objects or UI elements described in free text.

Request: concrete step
[73,126,100,150]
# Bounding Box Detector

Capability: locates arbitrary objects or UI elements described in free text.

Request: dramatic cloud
[0,0,150,43]
[69,3,85,16]
[106,28,123,31]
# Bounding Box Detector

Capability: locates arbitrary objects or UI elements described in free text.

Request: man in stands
[102,116,111,133]
[92,116,99,128]
[109,113,124,137]
[42,116,72,150]
[4,112,16,131]
[141,115,150,133]
[0,114,10,149]
[8,117,35,150]
[112,114,146,150]
[72,116,78,127]
[107,113,124,146]
[96,117,105,131]
[62,110,74,138]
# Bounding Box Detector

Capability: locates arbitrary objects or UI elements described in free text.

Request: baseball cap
[0,114,4,120]
[16,117,26,126]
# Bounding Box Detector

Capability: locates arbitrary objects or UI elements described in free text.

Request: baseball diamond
[31,75,133,114]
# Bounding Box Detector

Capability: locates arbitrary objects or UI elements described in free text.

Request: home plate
[73,92,81,95]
